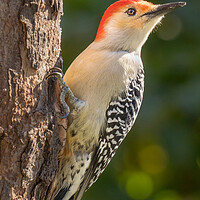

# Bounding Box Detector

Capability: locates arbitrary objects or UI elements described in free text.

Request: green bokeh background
[61,0,200,199]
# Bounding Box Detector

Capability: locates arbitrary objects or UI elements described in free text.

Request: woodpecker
[47,1,186,200]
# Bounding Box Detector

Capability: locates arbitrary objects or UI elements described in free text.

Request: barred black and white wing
[74,68,144,200]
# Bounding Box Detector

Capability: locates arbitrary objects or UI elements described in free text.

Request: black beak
[142,2,186,18]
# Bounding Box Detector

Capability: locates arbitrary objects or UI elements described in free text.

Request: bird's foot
[46,67,85,118]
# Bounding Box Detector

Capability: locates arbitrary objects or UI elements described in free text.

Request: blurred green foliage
[61,0,200,199]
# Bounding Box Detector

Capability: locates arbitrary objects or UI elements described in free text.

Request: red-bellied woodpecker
[47,1,186,200]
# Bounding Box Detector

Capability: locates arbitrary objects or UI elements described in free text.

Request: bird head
[94,0,186,52]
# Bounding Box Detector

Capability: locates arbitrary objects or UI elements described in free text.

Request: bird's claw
[46,67,63,79]
[60,112,69,119]
[46,67,85,119]
[46,67,70,118]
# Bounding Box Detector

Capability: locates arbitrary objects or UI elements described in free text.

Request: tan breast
[63,42,142,152]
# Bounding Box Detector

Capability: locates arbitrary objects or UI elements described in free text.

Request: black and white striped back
[74,66,144,199]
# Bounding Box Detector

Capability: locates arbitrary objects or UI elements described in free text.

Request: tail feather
[53,187,77,200]
[53,188,68,200]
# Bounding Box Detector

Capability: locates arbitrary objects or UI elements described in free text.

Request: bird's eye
[126,8,136,16]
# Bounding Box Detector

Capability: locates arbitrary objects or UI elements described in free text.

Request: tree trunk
[0,0,65,199]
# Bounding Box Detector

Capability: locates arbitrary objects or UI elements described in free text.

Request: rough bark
[0,0,65,199]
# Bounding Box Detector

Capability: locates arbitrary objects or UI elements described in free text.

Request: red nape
[95,0,139,41]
